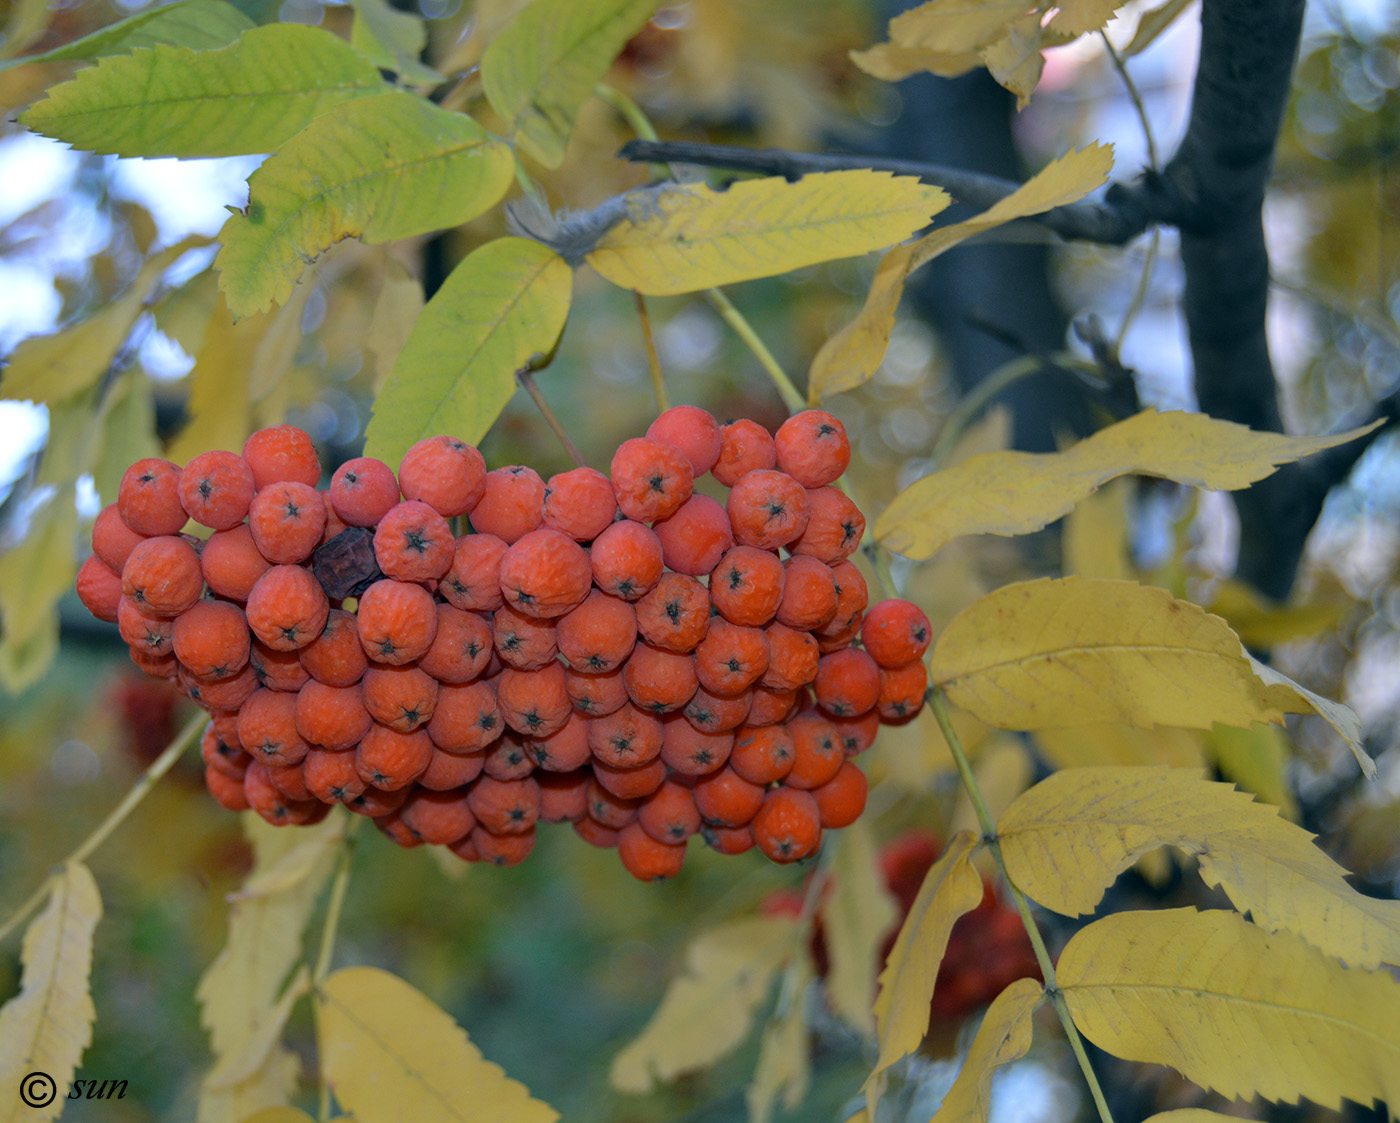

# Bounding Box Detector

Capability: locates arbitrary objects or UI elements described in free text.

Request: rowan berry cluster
[77,408,930,881]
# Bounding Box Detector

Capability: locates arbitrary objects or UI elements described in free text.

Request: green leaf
[349,0,442,84]
[0,0,253,69]
[482,0,661,168]
[217,91,513,317]
[0,864,102,1123]
[364,237,572,467]
[20,24,386,157]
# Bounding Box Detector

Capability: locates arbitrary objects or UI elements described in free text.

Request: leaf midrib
[29,80,382,121]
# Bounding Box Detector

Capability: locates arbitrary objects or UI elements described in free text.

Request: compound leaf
[317,966,557,1123]
[929,978,1043,1123]
[20,23,386,157]
[1058,908,1400,1113]
[217,91,513,316]
[586,171,950,296]
[364,237,572,467]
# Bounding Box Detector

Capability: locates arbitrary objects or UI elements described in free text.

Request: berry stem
[0,710,205,947]
[313,812,362,1122]
[927,688,1116,1123]
[517,367,588,468]
[634,291,671,413]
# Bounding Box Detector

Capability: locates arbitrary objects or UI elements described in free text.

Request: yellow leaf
[1062,478,1133,580]
[206,969,311,1091]
[929,978,1043,1123]
[585,171,950,296]
[869,831,983,1083]
[849,42,980,82]
[317,966,558,1123]
[823,818,899,1034]
[1122,0,1194,57]
[980,14,1044,107]
[1205,577,1351,649]
[876,409,1377,559]
[746,950,813,1123]
[0,863,101,1123]
[0,483,78,665]
[365,257,424,390]
[1207,723,1298,820]
[997,767,1400,969]
[1032,724,1207,771]
[887,0,1028,54]
[1048,0,1125,36]
[610,916,796,1094]
[1244,654,1372,777]
[806,148,1108,404]
[1059,908,1400,1112]
[238,1110,317,1123]
[167,295,255,467]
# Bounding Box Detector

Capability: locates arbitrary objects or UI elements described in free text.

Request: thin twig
[634,291,670,413]
[704,289,806,414]
[517,367,587,468]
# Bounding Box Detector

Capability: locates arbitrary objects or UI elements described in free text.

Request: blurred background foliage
[0,0,1398,1120]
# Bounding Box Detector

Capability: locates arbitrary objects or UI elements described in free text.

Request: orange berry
[538,769,590,823]
[399,787,477,845]
[492,603,558,670]
[76,553,123,623]
[694,618,770,697]
[483,733,535,780]
[499,527,592,618]
[709,546,784,627]
[342,785,408,818]
[776,556,838,630]
[790,487,864,564]
[817,613,864,653]
[774,410,850,488]
[242,425,320,490]
[427,680,503,753]
[373,500,454,582]
[762,623,819,692]
[814,648,881,717]
[585,778,640,828]
[713,418,777,487]
[264,758,314,802]
[660,714,733,775]
[729,723,795,784]
[295,680,372,750]
[442,533,508,612]
[245,565,329,652]
[356,723,432,790]
[623,643,698,714]
[202,524,272,602]
[130,645,178,679]
[682,684,752,734]
[638,779,703,844]
[574,815,621,848]
[496,662,571,737]
[244,759,327,825]
[471,825,536,866]
[647,405,722,476]
[248,482,327,564]
[469,465,545,543]
[183,663,257,709]
[653,494,734,577]
[355,579,437,665]
[726,469,809,550]
[593,755,667,800]
[752,787,823,862]
[418,603,492,683]
[417,746,487,791]
[877,661,928,722]
[618,820,687,881]
[523,710,591,772]
[556,590,637,673]
[587,702,663,768]
[201,723,250,779]
[303,747,367,803]
[862,599,933,667]
[375,809,424,848]
[468,775,540,834]
[610,437,693,523]
[329,456,400,527]
[299,608,369,687]
[824,560,870,635]
[590,520,663,601]
[830,709,880,755]
[543,466,617,541]
[118,596,175,657]
[122,535,204,617]
[749,684,798,726]
[238,688,310,765]
[785,712,844,789]
[811,760,867,828]
[119,458,186,536]
[180,450,255,530]
[634,572,710,653]
[320,492,348,546]
[172,599,251,679]
[398,435,486,518]
[92,503,147,573]
[207,761,253,811]
[362,665,439,732]
[693,766,765,827]
[702,823,754,855]
[564,664,628,717]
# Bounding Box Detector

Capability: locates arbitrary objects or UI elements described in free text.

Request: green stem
[704,288,806,413]
[634,291,671,413]
[0,710,205,946]
[595,84,669,176]
[928,689,1116,1123]
[314,814,362,1122]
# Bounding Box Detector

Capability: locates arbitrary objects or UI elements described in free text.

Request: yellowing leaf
[0,863,101,1123]
[167,295,255,467]
[746,950,813,1123]
[806,147,1107,403]
[20,24,387,158]
[997,767,1400,969]
[585,172,950,296]
[876,409,1377,559]
[1032,725,1206,771]
[886,0,1028,55]
[0,0,252,69]
[217,92,513,317]
[481,0,661,168]
[869,831,983,1082]
[92,369,159,507]
[1058,908,1400,1112]
[365,257,424,389]
[1245,654,1371,777]
[848,42,980,82]
[349,0,441,85]
[980,14,1044,106]
[610,916,797,1094]
[1062,478,1133,580]
[823,818,899,1034]
[0,484,77,692]
[1206,577,1352,649]
[1048,0,1125,36]
[206,969,310,1091]
[1208,723,1297,820]
[364,238,572,468]
[929,978,1043,1123]
[1123,0,1194,57]
[317,966,558,1123]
